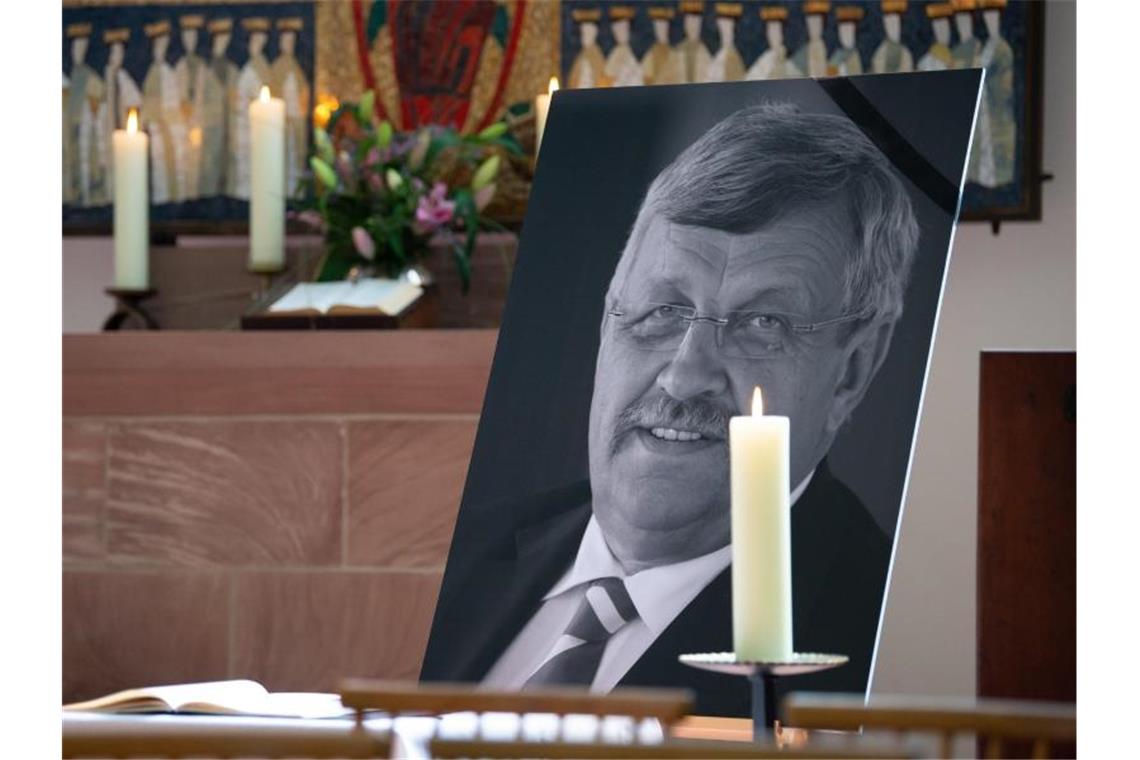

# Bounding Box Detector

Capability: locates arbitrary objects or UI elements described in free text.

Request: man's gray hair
[616,102,920,325]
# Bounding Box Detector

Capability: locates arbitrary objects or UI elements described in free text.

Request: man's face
[807,15,823,40]
[212,32,231,56]
[250,31,267,55]
[612,20,630,45]
[588,198,858,567]
[933,18,951,46]
[684,15,701,41]
[839,21,856,49]
[884,14,901,42]
[182,28,198,54]
[983,9,1001,38]
[716,18,734,44]
[955,12,973,40]
[580,22,597,48]
[153,34,169,61]
[280,30,296,55]
[766,20,783,48]
[72,37,88,64]
[108,41,124,67]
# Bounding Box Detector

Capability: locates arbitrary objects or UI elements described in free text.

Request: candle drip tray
[679,651,848,677]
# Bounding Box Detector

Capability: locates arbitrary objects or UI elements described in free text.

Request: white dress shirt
[483,471,816,691]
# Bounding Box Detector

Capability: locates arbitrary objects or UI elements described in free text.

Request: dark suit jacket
[420,460,891,717]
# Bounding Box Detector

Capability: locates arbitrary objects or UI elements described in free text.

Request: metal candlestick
[103,288,159,331]
[679,652,848,741]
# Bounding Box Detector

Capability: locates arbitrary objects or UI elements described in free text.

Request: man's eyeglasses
[607,302,868,359]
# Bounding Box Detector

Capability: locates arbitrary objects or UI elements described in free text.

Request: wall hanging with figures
[63,1,1043,232]
[561,0,1044,223]
[63,2,315,232]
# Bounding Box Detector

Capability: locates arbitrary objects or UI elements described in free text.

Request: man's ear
[825,319,896,436]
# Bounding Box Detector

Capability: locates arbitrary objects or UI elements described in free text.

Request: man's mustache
[611,394,733,453]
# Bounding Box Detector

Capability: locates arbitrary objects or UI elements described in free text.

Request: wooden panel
[63,571,230,703]
[231,571,443,692]
[64,491,104,563]
[347,419,477,568]
[63,421,108,563]
[63,422,107,490]
[63,330,497,416]
[977,351,1076,702]
[106,422,343,567]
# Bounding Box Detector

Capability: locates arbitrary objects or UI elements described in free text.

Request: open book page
[267,282,353,314]
[325,279,423,315]
[63,680,352,718]
[64,680,267,714]
[267,279,423,317]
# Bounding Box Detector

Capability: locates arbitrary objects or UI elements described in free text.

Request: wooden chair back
[783,692,1076,759]
[62,719,390,758]
[431,736,913,759]
[339,678,693,728]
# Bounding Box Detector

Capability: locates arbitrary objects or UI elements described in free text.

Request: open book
[267,279,423,317]
[63,679,353,719]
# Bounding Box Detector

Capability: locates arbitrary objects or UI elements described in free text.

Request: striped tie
[524,577,639,688]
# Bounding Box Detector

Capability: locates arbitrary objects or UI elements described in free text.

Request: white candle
[730,387,793,662]
[112,108,149,289]
[249,85,286,272]
[534,77,559,155]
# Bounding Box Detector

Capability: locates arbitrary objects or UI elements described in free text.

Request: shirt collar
[543,468,816,635]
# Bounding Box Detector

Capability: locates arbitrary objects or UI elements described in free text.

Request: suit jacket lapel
[445,496,592,682]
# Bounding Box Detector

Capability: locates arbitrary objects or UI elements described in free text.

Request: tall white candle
[730,387,793,661]
[112,108,149,289]
[534,77,559,155]
[249,85,286,272]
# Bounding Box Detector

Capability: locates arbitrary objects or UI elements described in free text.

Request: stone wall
[62,330,494,702]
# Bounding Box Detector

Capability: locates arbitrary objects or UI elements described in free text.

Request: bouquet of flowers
[295,91,521,290]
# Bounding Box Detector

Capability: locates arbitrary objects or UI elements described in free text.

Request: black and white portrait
[422,71,982,716]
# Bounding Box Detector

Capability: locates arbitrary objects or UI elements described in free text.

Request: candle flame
[126,108,138,134]
[259,85,271,103]
[752,387,764,416]
[548,77,560,94]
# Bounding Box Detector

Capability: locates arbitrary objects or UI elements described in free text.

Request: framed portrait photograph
[421,70,982,715]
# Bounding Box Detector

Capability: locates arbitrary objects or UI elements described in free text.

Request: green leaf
[385,168,403,191]
[407,130,431,170]
[376,120,393,149]
[354,134,378,164]
[476,122,508,140]
[471,155,500,191]
[451,244,472,294]
[315,245,359,282]
[310,157,338,189]
[314,127,335,163]
[493,133,524,156]
[366,0,388,45]
[491,4,509,47]
[387,229,406,266]
[358,90,375,124]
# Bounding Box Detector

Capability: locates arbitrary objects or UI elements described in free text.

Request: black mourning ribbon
[818,77,961,217]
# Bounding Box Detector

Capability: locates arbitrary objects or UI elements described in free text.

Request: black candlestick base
[679,651,849,742]
[103,288,159,331]
[750,671,779,740]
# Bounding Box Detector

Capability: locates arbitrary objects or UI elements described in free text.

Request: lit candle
[730,387,793,662]
[249,85,286,272]
[112,108,149,289]
[534,77,559,155]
